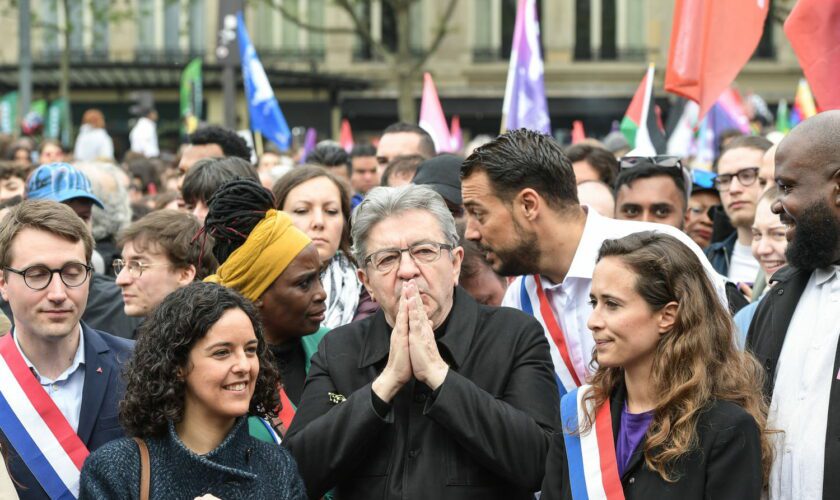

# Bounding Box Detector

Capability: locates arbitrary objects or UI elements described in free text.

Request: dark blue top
[615,403,654,477]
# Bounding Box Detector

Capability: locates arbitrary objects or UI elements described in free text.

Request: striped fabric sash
[519,275,582,398]
[0,333,89,499]
[275,385,296,436]
[255,416,282,444]
[560,385,625,500]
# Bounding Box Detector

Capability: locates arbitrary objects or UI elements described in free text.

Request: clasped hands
[372,279,449,403]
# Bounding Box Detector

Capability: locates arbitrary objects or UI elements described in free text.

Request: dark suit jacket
[2,323,133,500]
[746,265,840,499]
[541,383,764,500]
[285,287,558,500]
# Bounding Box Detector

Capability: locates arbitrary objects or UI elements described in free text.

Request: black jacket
[541,383,763,500]
[285,287,558,500]
[746,265,840,500]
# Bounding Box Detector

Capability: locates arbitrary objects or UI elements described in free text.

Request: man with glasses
[285,185,558,499]
[460,129,725,399]
[115,210,217,323]
[705,136,773,282]
[613,155,691,228]
[0,200,132,499]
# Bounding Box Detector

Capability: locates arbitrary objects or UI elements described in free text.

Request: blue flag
[237,11,291,151]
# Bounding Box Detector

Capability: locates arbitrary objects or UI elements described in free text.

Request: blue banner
[237,11,291,151]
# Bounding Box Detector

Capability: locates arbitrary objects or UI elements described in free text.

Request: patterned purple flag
[502,0,551,134]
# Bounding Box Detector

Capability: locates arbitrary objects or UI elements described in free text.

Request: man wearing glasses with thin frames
[0,200,132,499]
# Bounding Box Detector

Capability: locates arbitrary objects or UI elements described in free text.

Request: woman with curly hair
[541,231,771,500]
[78,282,305,499]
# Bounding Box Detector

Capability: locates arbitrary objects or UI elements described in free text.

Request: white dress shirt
[13,327,86,433]
[502,206,727,383]
[767,265,840,500]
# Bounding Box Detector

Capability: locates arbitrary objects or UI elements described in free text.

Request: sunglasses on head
[618,155,692,197]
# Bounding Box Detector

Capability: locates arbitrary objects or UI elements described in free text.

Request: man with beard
[747,111,840,500]
[460,129,725,396]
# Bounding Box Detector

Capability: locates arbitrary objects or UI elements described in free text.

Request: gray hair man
[285,184,558,500]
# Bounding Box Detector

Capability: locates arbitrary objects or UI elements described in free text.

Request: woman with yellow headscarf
[203,178,328,436]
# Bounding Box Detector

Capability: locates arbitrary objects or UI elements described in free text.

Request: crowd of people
[0,105,837,500]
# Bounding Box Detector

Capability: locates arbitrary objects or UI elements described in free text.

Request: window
[575,0,644,61]
[253,0,326,62]
[473,0,542,62]
[355,0,423,61]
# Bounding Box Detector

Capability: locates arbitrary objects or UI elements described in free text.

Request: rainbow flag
[790,78,817,127]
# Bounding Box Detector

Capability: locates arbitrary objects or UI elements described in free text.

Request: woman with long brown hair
[541,231,771,499]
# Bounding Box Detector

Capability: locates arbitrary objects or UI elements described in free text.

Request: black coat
[746,265,840,500]
[285,287,558,500]
[541,383,764,500]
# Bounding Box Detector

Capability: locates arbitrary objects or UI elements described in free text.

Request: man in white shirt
[129,107,159,158]
[705,136,773,284]
[460,129,725,396]
[747,110,840,500]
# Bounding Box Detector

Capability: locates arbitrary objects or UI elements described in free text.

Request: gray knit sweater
[79,418,306,499]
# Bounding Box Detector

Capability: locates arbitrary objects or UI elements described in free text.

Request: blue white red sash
[0,333,89,499]
[256,416,282,444]
[560,385,625,500]
[519,275,583,397]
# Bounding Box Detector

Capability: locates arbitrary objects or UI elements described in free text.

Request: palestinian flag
[620,64,666,155]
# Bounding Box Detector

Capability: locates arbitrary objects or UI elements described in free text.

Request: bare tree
[264,0,459,123]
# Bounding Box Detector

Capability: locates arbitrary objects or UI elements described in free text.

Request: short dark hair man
[0,200,132,499]
[178,125,252,174]
[181,156,259,223]
[461,129,724,398]
[613,157,690,229]
[376,122,436,168]
[307,143,352,182]
[285,185,558,499]
[115,210,217,319]
[747,111,840,499]
[565,143,619,185]
[349,144,379,208]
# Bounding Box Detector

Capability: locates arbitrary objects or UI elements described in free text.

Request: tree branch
[410,0,457,73]
[265,0,357,35]
[334,0,392,61]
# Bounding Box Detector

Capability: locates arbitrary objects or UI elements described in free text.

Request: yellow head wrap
[204,209,311,302]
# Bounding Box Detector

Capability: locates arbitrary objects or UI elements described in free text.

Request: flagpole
[255,131,264,158]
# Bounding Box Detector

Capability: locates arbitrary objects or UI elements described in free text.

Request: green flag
[0,92,18,134]
[776,99,790,133]
[180,58,203,135]
[45,99,66,140]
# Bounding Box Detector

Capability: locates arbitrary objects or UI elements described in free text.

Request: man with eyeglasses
[705,136,773,283]
[0,200,132,499]
[114,210,217,323]
[285,185,558,499]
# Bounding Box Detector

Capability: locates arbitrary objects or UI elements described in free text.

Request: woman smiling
[79,282,305,499]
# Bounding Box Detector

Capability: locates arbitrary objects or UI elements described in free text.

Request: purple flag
[300,127,317,163]
[502,0,551,134]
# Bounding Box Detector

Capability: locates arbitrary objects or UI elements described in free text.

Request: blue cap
[26,163,104,208]
[692,169,717,192]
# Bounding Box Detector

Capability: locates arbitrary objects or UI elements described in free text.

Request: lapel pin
[96,367,103,374]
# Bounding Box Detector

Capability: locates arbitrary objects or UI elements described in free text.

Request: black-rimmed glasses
[713,167,759,191]
[364,242,454,273]
[4,263,92,291]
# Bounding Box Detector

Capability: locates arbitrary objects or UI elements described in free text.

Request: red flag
[339,119,354,152]
[784,0,840,111]
[449,115,463,153]
[665,0,768,119]
[571,120,586,144]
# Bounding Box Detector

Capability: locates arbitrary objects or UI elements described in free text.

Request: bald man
[759,143,777,195]
[576,180,615,217]
[747,111,840,500]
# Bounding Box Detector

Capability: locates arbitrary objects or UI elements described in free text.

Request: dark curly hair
[119,281,280,438]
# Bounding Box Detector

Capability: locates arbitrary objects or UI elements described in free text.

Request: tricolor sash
[519,275,583,397]
[560,385,625,500]
[0,333,89,499]
[275,385,296,436]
